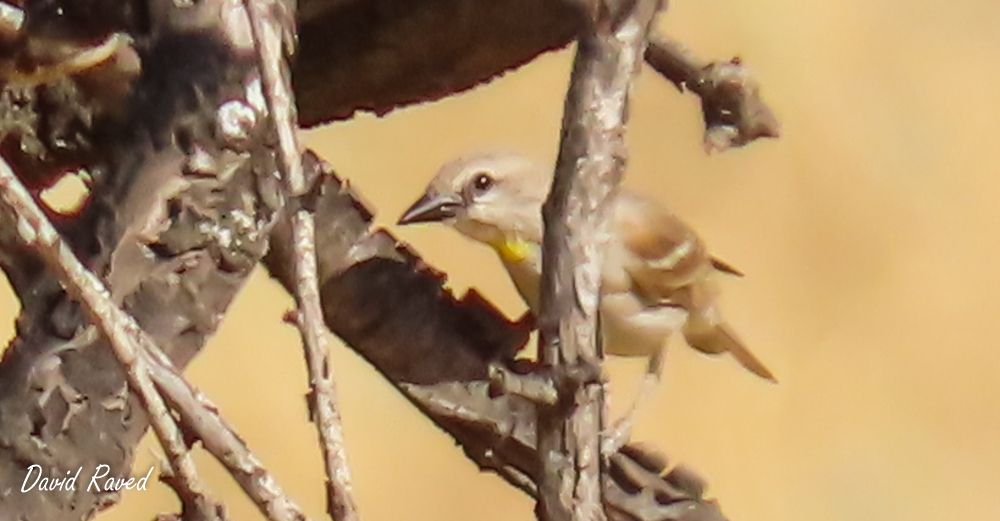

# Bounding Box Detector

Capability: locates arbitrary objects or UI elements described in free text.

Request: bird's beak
[397,192,463,225]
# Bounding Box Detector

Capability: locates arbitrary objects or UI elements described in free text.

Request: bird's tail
[684,322,777,382]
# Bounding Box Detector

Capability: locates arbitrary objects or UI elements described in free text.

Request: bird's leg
[602,348,664,455]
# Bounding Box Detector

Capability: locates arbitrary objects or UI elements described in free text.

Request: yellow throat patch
[493,238,533,264]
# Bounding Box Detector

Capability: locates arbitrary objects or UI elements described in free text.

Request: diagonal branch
[287,210,360,521]
[246,0,360,518]
[0,3,776,521]
[0,156,311,521]
[148,348,314,521]
[0,156,225,520]
[0,0,327,518]
[264,153,730,521]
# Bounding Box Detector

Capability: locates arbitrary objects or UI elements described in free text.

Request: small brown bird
[398,151,775,448]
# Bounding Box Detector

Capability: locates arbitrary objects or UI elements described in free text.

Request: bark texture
[0,1,280,518]
[531,2,661,520]
[0,0,775,519]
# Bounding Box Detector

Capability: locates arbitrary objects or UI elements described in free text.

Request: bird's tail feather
[710,257,744,277]
[685,323,777,382]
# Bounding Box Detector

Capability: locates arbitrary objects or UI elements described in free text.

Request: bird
[397,150,775,449]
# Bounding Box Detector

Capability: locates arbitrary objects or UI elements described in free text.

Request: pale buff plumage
[397,151,774,440]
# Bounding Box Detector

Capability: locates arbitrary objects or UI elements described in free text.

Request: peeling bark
[0,1,282,518]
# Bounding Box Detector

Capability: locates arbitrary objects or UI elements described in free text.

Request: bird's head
[397,151,550,247]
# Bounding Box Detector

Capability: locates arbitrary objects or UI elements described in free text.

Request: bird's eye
[471,172,494,193]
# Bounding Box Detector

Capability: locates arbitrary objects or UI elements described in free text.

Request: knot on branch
[695,57,781,153]
[487,358,604,411]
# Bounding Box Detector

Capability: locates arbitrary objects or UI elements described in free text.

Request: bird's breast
[494,239,544,312]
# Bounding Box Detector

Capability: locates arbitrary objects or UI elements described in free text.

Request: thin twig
[244,0,305,196]
[244,1,360,519]
[488,362,559,407]
[289,212,360,521]
[644,33,781,152]
[537,1,661,520]
[0,156,313,521]
[144,350,312,521]
[0,156,220,517]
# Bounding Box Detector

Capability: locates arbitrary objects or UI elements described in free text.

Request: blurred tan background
[4,0,998,519]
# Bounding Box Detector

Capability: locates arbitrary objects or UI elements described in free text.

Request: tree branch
[293,0,579,126]
[0,2,773,519]
[246,0,360,518]
[0,155,226,519]
[0,0,313,518]
[644,33,780,152]
[293,0,779,154]
[264,153,729,521]
[534,2,661,520]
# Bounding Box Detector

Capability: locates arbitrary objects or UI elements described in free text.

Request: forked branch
[0,156,225,520]
[0,1,776,520]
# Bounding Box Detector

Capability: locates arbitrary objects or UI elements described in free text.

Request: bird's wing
[612,191,774,381]
[612,191,711,298]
